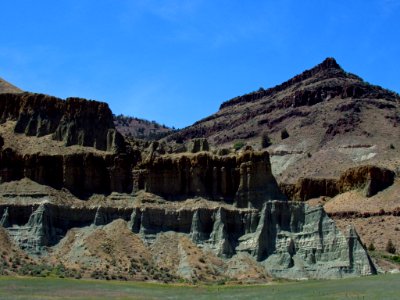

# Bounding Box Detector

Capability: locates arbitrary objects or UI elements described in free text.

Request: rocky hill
[114,114,174,140]
[167,58,400,185]
[0,63,398,282]
[0,77,22,94]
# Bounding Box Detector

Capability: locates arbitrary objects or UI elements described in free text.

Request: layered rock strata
[134,151,285,208]
[280,166,395,201]
[0,93,123,152]
[0,84,381,281]
[0,148,137,197]
[0,201,376,279]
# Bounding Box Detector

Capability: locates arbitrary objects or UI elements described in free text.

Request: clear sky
[1,1,399,128]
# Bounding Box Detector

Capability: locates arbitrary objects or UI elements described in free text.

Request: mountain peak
[319,57,341,70]
[219,57,346,110]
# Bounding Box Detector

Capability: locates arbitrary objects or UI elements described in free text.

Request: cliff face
[280,166,395,201]
[0,148,137,197]
[0,201,376,279]
[135,150,285,209]
[0,93,124,152]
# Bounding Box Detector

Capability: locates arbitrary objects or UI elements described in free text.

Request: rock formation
[0,93,124,152]
[134,150,285,208]
[0,201,376,279]
[188,138,209,153]
[164,58,400,192]
[0,60,388,281]
[280,166,395,201]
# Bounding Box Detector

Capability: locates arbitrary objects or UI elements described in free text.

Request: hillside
[0,77,22,94]
[167,58,400,184]
[114,114,174,140]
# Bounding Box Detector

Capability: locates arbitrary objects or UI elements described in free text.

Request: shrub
[281,128,289,140]
[261,133,271,148]
[386,239,396,254]
[233,141,245,150]
[368,242,376,251]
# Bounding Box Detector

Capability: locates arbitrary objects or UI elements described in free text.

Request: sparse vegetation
[113,114,176,140]
[386,239,396,254]
[261,132,271,148]
[281,128,289,140]
[233,141,246,150]
[367,242,376,252]
[1,274,400,299]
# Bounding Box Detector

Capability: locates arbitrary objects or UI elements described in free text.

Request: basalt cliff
[1,58,398,282]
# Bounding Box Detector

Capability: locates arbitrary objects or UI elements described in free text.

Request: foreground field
[0,274,399,300]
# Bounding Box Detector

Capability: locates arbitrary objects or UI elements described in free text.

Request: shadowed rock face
[0,93,124,152]
[135,150,286,209]
[0,148,137,197]
[0,202,376,279]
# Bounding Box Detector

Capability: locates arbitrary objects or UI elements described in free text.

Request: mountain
[0,59,398,282]
[0,77,22,94]
[167,58,400,185]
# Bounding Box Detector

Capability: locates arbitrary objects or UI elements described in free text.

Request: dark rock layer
[0,148,137,197]
[280,165,395,201]
[135,151,286,208]
[0,93,124,152]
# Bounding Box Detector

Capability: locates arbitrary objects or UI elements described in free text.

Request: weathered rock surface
[0,93,124,152]
[188,138,209,153]
[134,150,285,208]
[280,165,395,201]
[0,201,376,279]
[0,148,137,197]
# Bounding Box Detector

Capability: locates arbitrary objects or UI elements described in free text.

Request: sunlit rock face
[0,201,376,279]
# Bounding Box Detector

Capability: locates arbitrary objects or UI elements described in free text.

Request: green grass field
[0,274,399,300]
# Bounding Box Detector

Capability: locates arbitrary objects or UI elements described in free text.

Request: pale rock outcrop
[209,208,234,257]
[235,202,376,279]
[0,201,376,279]
[0,207,9,227]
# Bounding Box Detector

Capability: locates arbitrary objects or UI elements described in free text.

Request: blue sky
[1,1,399,128]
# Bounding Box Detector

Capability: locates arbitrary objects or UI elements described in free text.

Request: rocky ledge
[280,166,395,201]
